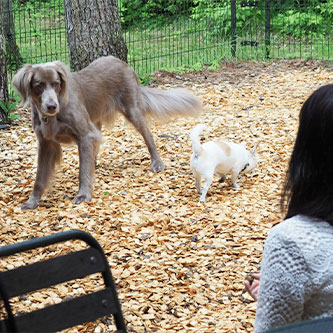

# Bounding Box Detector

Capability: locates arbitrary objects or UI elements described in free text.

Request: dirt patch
[1,60,332,332]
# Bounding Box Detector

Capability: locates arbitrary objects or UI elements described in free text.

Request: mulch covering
[0,59,332,332]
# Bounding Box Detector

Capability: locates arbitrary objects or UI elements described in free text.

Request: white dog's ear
[54,61,69,105]
[12,64,34,108]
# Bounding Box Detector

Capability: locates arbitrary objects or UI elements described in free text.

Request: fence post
[265,0,270,59]
[0,5,9,125]
[231,0,236,57]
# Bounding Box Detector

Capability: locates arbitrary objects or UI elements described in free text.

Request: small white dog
[190,124,257,203]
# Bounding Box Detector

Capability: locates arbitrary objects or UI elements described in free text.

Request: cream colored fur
[190,124,257,203]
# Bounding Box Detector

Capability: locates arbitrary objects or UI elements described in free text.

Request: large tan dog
[13,56,201,209]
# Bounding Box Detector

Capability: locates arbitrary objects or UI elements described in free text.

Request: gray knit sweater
[255,215,333,332]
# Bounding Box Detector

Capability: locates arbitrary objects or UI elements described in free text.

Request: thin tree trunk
[0,2,9,125]
[63,0,127,71]
[1,0,23,71]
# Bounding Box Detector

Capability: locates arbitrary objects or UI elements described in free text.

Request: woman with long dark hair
[245,84,333,332]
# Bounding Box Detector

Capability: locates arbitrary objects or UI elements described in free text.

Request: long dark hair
[281,84,333,225]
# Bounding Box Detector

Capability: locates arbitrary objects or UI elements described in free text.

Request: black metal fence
[3,0,333,81]
[13,0,67,65]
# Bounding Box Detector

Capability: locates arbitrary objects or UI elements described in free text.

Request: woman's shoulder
[270,215,332,237]
[267,215,333,268]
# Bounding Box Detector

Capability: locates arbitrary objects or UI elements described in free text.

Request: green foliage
[273,10,323,38]
[7,0,333,87]
[191,0,265,39]
[190,0,229,37]
[0,100,19,120]
[207,59,220,71]
[271,1,333,38]
[12,0,67,65]
[0,93,20,120]
[190,0,333,41]
[139,75,155,86]
[119,0,194,29]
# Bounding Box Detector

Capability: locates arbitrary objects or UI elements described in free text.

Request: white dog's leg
[231,170,240,189]
[199,177,213,203]
[193,172,202,194]
[195,178,201,194]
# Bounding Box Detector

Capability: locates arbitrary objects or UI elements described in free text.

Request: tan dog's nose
[46,101,57,114]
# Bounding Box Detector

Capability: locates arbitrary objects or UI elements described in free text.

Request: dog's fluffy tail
[140,87,201,122]
[190,124,206,156]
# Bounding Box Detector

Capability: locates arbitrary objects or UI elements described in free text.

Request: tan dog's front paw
[21,197,39,210]
[73,193,91,204]
[151,159,165,173]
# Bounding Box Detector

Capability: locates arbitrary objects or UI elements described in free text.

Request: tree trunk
[0,2,9,125]
[1,0,23,71]
[63,0,128,71]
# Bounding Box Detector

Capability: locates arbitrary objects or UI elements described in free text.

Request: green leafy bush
[271,0,333,38]
[190,0,265,39]
[272,10,323,38]
[119,0,194,29]
[0,96,20,121]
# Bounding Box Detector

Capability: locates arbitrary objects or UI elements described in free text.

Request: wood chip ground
[1,59,332,332]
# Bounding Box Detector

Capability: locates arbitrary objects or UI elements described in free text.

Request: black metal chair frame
[0,230,127,332]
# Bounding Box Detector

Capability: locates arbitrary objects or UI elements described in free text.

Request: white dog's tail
[190,124,206,156]
[140,87,201,121]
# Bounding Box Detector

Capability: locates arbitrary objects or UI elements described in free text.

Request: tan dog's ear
[54,61,69,105]
[12,64,34,108]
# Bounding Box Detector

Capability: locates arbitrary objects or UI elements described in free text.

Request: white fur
[190,124,257,203]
